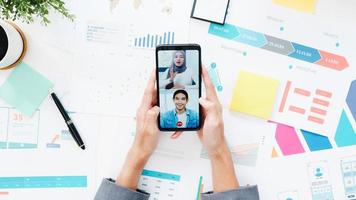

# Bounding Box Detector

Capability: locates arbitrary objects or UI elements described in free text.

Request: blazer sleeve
[94,179,150,200]
[201,185,259,200]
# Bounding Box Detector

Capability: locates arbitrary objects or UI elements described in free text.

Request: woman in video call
[159,50,198,89]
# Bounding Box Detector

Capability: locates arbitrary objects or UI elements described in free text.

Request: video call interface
[158,50,200,129]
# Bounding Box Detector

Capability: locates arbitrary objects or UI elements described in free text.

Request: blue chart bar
[346,80,356,121]
[147,34,150,47]
[334,110,356,147]
[0,176,87,189]
[301,130,332,151]
[46,143,60,148]
[142,169,180,182]
[151,35,154,47]
[8,143,37,149]
[61,130,72,141]
[139,38,141,47]
[163,32,167,44]
[143,37,146,47]
[0,141,6,149]
[159,36,162,45]
[172,32,175,44]
[167,32,171,44]
[155,35,158,46]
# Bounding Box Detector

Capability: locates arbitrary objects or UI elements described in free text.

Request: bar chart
[133,31,176,49]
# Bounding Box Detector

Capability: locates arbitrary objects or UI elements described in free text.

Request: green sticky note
[0,62,53,117]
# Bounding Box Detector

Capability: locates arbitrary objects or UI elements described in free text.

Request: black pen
[51,92,86,150]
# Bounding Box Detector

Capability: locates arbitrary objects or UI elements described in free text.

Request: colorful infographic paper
[258,146,356,199]
[190,0,355,137]
[208,23,349,71]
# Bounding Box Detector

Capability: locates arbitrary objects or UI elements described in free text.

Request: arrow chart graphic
[209,23,349,71]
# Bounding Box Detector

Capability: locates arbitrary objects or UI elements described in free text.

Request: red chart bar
[0,191,9,195]
[294,88,311,97]
[315,89,332,98]
[289,105,306,115]
[316,50,349,71]
[279,81,292,113]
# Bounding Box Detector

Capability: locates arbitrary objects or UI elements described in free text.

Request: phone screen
[156,45,201,131]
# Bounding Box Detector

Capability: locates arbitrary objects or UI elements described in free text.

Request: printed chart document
[0,112,100,199]
[188,0,356,137]
[258,145,356,200]
[95,116,203,199]
[95,109,276,198]
[64,0,193,116]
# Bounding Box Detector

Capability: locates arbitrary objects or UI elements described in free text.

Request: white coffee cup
[0,20,24,69]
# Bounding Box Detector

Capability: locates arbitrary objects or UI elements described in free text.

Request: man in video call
[160,89,199,128]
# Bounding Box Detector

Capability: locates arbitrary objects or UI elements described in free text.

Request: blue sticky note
[0,62,53,117]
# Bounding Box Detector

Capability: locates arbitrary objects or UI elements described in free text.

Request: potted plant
[0,0,74,25]
[0,0,74,69]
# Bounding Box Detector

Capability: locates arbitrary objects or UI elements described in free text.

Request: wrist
[128,147,150,170]
[209,143,231,161]
[116,147,149,189]
[116,148,147,190]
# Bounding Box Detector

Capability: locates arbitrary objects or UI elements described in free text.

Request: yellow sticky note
[230,71,279,119]
[273,0,317,13]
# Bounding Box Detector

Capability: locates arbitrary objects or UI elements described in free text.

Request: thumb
[197,130,204,141]
[199,97,212,110]
[146,106,160,124]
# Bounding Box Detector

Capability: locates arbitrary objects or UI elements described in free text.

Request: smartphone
[156,44,202,131]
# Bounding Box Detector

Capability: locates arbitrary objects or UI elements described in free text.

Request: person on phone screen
[160,89,198,128]
[159,50,197,89]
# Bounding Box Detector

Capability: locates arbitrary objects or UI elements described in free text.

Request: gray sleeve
[202,185,259,200]
[94,179,150,200]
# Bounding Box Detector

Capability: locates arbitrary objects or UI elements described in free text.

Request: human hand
[169,68,177,81]
[197,66,229,158]
[171,66,227,152]
[170,67,227,152]
[199,66,238,192]
[132,69,161,158]
[170,67,238,192]
[172,83,185,89]
[116,69,160,189]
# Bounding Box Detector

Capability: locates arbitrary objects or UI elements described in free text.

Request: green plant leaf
[0,0,75,25]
